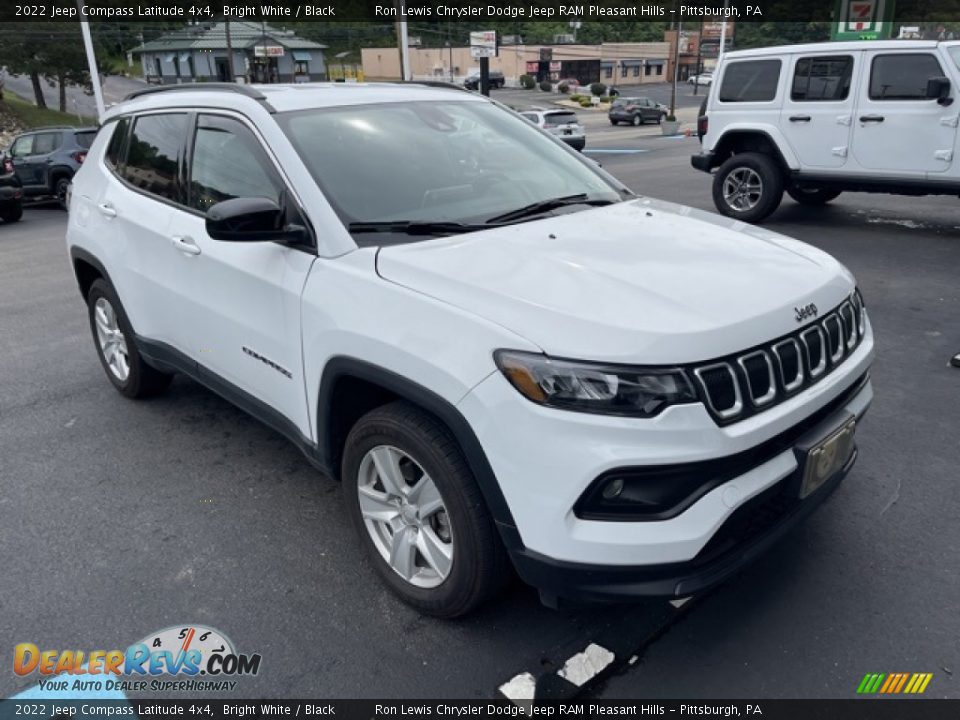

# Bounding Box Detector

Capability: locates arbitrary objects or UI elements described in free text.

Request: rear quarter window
[104,118,130,169]
[719,59,782,102]
[75,131,97,149]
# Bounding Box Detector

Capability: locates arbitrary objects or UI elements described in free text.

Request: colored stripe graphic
[857,672,932,694]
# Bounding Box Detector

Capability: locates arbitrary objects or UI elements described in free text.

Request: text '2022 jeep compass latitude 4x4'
[67,83,874,617]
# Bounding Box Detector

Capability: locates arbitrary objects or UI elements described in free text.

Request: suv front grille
[691,293,866,425]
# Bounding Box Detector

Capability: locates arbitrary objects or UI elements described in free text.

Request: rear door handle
[789,115,811,122]
[171,235,201,256]
[97,203,117,218]
[859,115,885,123]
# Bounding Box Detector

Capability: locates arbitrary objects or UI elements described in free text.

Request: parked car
[464,71,505,90]
[688,72,714,86]
[556,77,581,91]
[692,39,960,222]
[519,108,586,151]
[608,97,668,126]
[67,82,873,617]
[0,155,24,223]
[5,126,97,209]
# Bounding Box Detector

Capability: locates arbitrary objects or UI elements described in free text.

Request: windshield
[276,100,619,245]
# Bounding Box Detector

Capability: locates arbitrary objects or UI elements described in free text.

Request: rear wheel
[87,279,173,398]
[342,401,509,617]
[787,186,842,206]
[712,152,784,223]
[54,176,71,210]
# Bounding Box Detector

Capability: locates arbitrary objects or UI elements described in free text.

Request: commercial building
[132,22,327,85]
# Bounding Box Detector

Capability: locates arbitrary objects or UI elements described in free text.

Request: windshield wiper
[487,194,617,224]
[348,220,496,236]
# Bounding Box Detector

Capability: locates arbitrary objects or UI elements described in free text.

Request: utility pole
[669,19,681,117]
[719,0,730,61]
[693,18,703,96]
[75,0,105,120]
[225,19,235,82]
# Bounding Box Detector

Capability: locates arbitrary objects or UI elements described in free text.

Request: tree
[0,23,51,107]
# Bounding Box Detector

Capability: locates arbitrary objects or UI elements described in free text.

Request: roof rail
[404,80,472,93]
[124,82,271,104]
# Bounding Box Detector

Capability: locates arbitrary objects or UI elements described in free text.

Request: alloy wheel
[93,297,130,382]
[723,167,764,212]
[356,445,453,588]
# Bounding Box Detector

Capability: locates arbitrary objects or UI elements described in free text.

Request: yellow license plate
[799,419,856,498]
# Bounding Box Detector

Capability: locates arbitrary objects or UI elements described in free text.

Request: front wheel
[787,186,842,206]
[610,119,619,126]
[712,152,784,223]
[631,115,641,126]
[342,401,509,617]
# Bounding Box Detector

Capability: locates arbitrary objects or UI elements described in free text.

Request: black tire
[342,401,509,618]
[54,176,71,211]
[86,278,173,399]
[656,113,664,125]
[0,203,22,223]
[712,152,784,223]
[631,114,641,126]
[610,119,619,126]
[787,186,842,206]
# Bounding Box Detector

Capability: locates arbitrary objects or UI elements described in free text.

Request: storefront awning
[600,60,615,69]
[646,58,666,66]
[292,51,312,61]
[620,59,643,68]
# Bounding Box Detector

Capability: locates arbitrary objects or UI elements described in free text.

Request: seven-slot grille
[692,292,866,425]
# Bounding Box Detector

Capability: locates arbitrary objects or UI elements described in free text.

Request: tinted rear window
[719,59,782,102]
[75,131,97,149]
[122,113,188,203]
[792,56,854,101]
[545,112,578,125]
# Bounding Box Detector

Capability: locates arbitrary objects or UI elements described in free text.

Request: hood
[376,198,855,364]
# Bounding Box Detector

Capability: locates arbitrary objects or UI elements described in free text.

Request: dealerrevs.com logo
[13,625,261,693]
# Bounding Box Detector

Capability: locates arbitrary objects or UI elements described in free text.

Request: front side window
[719,59,782,102]
[187,114,283,213]
[276,100,619,245]
[792,55,854,101]
[869,53,944,100]
[10,135,35,158]
[122,113,188,203]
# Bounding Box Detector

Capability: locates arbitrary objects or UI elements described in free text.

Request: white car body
[519,108,586,151]
[693,40,960,221]
[67,83,873,610]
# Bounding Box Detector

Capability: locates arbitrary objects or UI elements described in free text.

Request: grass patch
[2,92,96,129]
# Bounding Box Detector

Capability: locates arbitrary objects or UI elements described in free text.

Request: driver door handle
[859,115,885,123]
[97,203,117,218]
[171,235,201,256]
[789,115,811,122]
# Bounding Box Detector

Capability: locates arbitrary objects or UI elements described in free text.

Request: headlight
[494,350,698,418]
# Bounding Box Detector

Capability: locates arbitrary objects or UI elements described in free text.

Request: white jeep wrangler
[692,40,960,222]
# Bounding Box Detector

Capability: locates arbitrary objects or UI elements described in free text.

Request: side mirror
[205,197,307,244]
[926,76,952,105]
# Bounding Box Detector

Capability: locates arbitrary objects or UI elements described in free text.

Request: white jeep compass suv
[67,82,874,617]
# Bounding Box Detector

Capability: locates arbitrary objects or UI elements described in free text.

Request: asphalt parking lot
[2,130,958,700]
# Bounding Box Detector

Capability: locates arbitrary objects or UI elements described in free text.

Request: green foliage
[578,99,593,107]
[590,82,606,96]
[538,80,552,92]
[519,74,536,89]
[557,81,570,94]
[1,94,96,129]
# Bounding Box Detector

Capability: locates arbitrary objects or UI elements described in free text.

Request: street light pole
[75,0,105,121]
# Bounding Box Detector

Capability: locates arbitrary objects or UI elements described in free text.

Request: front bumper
[457,325,874,601]
[691,151,715,172]
[510,389,865,602]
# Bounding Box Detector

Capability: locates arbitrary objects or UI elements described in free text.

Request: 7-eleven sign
[847,0,874,30]
[832,0,894,40]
